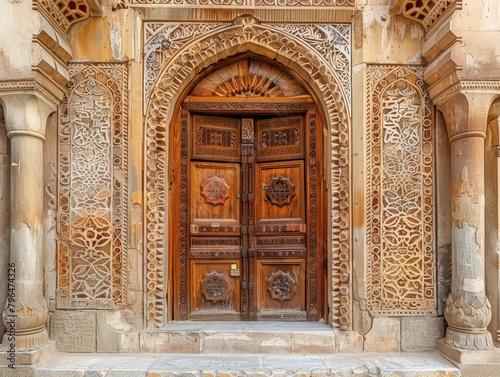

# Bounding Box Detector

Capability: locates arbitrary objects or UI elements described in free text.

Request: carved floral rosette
[57,63,128,309]
[144,18,351,329]
[366,65,436,316]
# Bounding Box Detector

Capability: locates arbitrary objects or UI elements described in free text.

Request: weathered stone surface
[334,330,363,352]
[140,331,201,353]
[50,311,96,352]
[401,317,444,352]
[363,317,401,352]
[97,310,140,352]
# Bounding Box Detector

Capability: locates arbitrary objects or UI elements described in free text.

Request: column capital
[0,93,56,138]
[437,90,500,142]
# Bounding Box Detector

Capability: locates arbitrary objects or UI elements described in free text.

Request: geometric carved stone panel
[366,65,436,315]
[57,63,128,309]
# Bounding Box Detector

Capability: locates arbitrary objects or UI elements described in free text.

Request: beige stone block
[140,331,201,353]
[363,317,400,352]
[96,310,140,352]
[401,316,444,352]
[291,332,336,353]
[202,332,292,354]
[50,311,96,352]
[334,330,364,352]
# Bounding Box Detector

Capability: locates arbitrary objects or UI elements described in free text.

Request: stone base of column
[0,340,56,366]
[438,339,500,365]
[444,327,494,350]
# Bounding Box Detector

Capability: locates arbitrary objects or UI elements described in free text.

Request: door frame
[169,97,326,321]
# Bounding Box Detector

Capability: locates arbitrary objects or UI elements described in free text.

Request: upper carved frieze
[392,0,458,31]
[131,0,353,6]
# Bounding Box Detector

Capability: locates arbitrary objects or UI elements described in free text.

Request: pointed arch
[143,17,351,329]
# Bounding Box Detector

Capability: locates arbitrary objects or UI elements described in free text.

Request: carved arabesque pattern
[366,65,435,315]
[144,18,351,329]
[144,23,224,107]
[58,63,128,309]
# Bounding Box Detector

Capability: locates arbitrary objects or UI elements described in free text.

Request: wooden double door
[172,104,323,321]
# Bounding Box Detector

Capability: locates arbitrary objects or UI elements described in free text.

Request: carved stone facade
[1,0,500,375]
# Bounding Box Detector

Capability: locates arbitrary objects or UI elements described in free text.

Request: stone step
[139,321,342,354]
[28,352,460,377]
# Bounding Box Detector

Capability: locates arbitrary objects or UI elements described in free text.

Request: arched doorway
[169,56,327,321]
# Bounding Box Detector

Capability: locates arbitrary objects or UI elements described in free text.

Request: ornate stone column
[438,92,495,356]
[0,94,55,359]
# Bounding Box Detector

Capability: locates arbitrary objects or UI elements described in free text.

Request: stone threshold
[140,321,341,353]
[30,351,460,377]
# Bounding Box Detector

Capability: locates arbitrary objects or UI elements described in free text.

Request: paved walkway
[33,352,459,377]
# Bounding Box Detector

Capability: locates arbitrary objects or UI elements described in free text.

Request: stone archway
[143,16,352,329]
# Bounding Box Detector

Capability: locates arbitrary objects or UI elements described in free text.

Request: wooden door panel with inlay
[256,259,306,321]
[190,259,241,320]
[255,161,305,226]
[190,162,240,230]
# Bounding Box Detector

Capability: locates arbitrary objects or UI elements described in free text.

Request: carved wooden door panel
[188,115,243,320]
[181,110,319,321]
[253,117,307,320]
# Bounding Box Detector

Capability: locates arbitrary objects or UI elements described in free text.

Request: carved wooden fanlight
[189,58,308,98]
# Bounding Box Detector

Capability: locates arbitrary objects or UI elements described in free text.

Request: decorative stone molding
[0,80,61,107]
[391,0,459,31]
[433,81,500,107]
[131,0,353,6]
[57,63,129,309]
[143,17,351,329]
[366,65,436,315]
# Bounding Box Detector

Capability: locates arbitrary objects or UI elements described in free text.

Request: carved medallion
[267,271,297,302]
[265,176,295,206]
[201,271,230,303]
[200,175,230,206]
